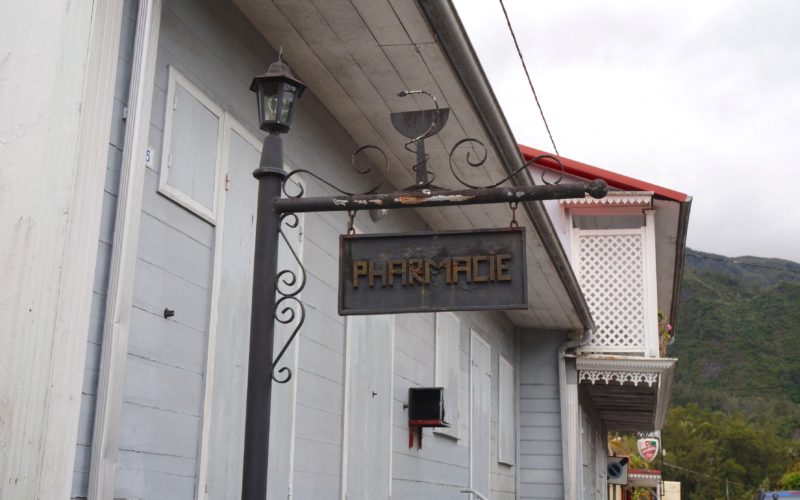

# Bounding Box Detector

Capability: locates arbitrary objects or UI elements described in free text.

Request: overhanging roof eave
[577,355,677,431]
[417,0,594,335]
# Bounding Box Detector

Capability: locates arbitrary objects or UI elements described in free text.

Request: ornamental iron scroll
[448,138,566,188]
[271,213,306,383]
[269,90,605,381]
[281,144,389,198]
[278,89,569,199]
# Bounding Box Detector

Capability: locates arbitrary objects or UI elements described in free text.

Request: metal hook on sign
[509,201,519,229]
[347,210,356,235]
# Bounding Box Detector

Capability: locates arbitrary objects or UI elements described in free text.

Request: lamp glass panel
[279,83,297,124]
[259,80,280,122]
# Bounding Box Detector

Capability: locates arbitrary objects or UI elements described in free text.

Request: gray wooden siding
[71,1,139,497]
[391,310,516,500]
[519,331,567,500]
[112,0,252,497]
[75,0,522,498]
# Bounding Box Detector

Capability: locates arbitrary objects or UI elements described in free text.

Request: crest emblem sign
[637,436,660,463]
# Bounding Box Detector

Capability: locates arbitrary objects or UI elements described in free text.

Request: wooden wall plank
[349,0,410,46]
[518,331,566,499]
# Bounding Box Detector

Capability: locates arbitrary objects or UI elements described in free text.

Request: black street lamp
[250,56,306,134]
[241,55,304,500]
[238,55,607,500]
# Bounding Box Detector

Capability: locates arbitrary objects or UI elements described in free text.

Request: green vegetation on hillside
[661,404,797,498]
[636,250,800,497]
[670,249,800,437]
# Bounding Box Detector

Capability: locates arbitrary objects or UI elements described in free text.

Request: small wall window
[434,312,461,439]
[159,66,224,223]
[498,354,515,465]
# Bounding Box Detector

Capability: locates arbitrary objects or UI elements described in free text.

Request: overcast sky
[453,0,800,262]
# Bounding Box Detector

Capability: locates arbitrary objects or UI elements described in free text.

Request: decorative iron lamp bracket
[240,81,608,500]
[267,90,608,384]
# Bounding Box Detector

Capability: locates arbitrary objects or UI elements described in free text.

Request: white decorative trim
[628,470,661,488]
[194,112,236,499]
[574,228,649,354]
[629,471,661,478]
[654,358,677,430]
[561,346,581,500]
[433,312,461,439]
[340,222,366,500]
[579,369,659,387]
[576,355,676,373]
[560,191,653,208]
[576,355,677,430]
[88,2,161,498]
[469,330,492,498]
[497,354,514,465]
[643,209,660,356]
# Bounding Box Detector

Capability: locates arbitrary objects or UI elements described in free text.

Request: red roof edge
[519,145,689,203]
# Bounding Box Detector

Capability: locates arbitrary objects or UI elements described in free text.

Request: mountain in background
[669,248,800,437]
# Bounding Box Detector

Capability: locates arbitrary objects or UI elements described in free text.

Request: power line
[661,462,749,489]
[497,0,560,156]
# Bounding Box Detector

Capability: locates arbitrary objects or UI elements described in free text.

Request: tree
[661,404,791,499]
[779,470,800,489]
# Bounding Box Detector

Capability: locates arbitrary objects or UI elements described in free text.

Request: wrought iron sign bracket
[267,90,608,384]
[269,212,306,383]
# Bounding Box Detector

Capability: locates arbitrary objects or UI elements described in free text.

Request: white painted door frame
[341,314,395,500]
[194,113,245,499]
[195,117,304,498]
[469,330,491,499]
[87,1,162,498]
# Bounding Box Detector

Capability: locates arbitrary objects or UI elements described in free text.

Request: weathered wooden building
[1,0,690,499]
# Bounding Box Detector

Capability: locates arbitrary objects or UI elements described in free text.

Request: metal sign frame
[339,228,527,315]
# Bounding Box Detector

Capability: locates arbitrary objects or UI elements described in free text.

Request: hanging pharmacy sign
[339,228,527,315]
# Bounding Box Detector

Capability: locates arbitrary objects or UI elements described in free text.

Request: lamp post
[237,54,607,500]
[242,56,305,500]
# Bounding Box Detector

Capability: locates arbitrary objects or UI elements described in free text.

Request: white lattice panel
[577,231,646,352]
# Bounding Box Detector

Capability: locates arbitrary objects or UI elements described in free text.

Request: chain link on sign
[347,210,356,235]
[509,201,519,229]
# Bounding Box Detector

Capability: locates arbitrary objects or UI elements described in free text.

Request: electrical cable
[497,0,560,156]
[661,462,749,488]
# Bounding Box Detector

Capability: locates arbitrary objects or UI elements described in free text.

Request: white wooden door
[343,315,394,500]
[202,119,302,499]
[470,331,491,499]
[202,120,258,499]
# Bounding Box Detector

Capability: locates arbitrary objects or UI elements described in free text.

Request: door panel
[204,122,258,499]
[470,331,491,498]
[343,315,394,500]
[204,120,302,499]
